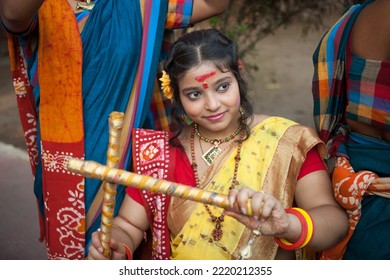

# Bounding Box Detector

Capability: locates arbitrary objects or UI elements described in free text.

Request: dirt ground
[0,16,338,259]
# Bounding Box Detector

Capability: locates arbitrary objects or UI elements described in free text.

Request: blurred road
[0,142,47,259]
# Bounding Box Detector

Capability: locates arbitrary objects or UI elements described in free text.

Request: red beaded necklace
[190,124,243,241]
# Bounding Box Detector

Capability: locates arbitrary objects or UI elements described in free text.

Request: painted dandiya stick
[66,158,234,211]
[99,111,124,258]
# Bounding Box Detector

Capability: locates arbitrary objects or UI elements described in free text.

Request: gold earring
[239,106,245,116]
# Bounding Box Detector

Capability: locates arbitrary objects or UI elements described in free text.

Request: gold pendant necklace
[194,123,242,166]
[201,140,222,166]
[190,126,243,241]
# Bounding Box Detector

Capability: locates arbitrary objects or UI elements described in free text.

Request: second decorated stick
[99,112,124,258]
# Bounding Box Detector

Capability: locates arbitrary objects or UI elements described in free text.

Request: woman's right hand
[86,230,127,260]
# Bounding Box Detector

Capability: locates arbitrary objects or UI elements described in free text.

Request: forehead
[181,62,230,83]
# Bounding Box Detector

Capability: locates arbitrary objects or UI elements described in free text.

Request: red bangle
[294,207,315,247]
[274,208,308,250]
[122,243,133,260]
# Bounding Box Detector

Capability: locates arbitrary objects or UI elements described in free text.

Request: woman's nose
[205,94,221,110]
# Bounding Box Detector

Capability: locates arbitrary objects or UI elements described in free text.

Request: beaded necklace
[190,125,243,241]
[194,122,242,166]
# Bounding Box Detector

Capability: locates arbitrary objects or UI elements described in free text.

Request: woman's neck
[195,125,242,142]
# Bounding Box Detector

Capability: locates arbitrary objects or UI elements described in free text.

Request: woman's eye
[187,91,201,100]
[217,82,230,92]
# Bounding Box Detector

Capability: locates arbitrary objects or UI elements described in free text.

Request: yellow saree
[167,117,325,260]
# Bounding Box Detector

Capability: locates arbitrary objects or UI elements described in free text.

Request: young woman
[88,28,348,260]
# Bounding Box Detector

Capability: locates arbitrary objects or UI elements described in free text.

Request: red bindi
[195,71,216,89]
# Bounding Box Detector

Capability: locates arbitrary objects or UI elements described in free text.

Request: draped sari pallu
[132,117,324,259]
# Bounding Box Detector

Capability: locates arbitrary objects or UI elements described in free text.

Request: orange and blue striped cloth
[166,0,193,29]
[312,0,374,157]
[345,30,390,131]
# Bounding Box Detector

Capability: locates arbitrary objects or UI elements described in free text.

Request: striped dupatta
[86,0,169,246]
[84,0,170,248]
[118,0,168,171]
[312,0,373,157]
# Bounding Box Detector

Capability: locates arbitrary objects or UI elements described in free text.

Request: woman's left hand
[224,187,290,236]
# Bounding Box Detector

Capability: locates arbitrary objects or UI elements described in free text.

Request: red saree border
[132,128,176,259]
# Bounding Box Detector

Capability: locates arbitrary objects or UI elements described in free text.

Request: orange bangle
[274,208,310,250]
[122,243,133,260]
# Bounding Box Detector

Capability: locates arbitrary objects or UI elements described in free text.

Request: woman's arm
[0,0,44,33]
[225,169,348,252]
[294,169,349,250]
[88,195,150,260]
[191,0,230,24]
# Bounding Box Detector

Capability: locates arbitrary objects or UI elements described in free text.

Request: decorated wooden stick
[66,158,233,210]
[99,112,124,258]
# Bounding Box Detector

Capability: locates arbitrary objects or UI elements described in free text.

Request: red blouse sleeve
[297,147,327,180]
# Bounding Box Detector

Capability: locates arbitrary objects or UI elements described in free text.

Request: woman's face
[178,62,241,136]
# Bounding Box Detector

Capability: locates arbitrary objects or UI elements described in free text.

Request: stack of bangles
[274,208,314,250]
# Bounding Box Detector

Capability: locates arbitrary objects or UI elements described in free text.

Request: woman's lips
[205,112,225,121]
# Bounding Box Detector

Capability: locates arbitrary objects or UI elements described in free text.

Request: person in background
[312,0,390,260]
[0,0,230,260]
[88,28,348,260]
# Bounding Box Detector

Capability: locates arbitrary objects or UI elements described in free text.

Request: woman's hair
[163,28,254,144]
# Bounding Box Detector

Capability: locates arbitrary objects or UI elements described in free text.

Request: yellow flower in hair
[159,70,174,100]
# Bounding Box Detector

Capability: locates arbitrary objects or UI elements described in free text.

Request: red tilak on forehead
[195,71,216,89]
